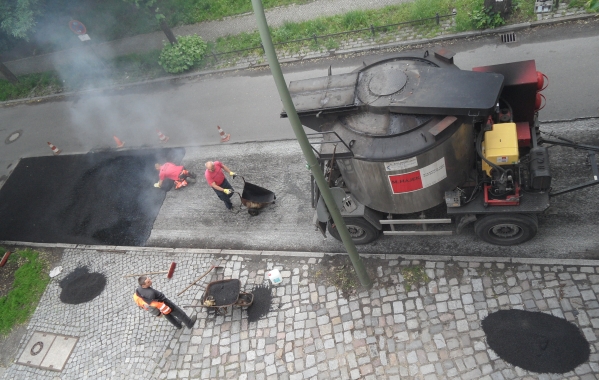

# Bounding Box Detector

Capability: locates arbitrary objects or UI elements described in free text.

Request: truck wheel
[327,218,381,245]
[474,214,538,246]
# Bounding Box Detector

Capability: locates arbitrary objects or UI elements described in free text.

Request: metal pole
[251,0,372,289]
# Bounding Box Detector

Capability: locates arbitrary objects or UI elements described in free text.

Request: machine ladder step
[383,231,454,236]
[380,218,452,225]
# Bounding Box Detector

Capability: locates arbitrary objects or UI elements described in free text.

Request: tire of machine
[327,217,381,245]
[474,213,538,246]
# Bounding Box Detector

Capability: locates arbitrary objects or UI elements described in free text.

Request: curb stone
[2,240,598,266]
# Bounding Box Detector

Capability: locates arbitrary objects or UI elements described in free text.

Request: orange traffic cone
[217,125,230,143]
[47,142,62,155]
[157,130,169,143]
[113,135,125,148]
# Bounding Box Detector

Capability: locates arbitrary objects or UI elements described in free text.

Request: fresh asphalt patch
[0,148,184,245]
[59,266,107,304]
[482,309,590,374]
[247,284,273,323]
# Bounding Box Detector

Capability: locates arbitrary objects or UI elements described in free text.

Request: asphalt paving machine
[282,48,599,246]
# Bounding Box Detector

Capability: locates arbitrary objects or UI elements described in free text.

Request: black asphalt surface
[482,309,590,374]
[59,267,107,304]
[0,148,184,245]
[247,284,273,323]
[206,279,241,306]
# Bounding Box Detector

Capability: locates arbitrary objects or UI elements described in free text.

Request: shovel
[178,259,222,296]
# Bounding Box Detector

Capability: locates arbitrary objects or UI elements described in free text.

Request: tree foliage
[122,0,177,44]
[0,0,42,40]
[122,0,166,22]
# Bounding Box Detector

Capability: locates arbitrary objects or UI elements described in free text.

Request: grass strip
[0,249,50,336]
[0,73,63,102]
[212,0,453,54]
[172,0,314,25]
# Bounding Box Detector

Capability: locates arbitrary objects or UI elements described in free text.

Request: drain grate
[500,32,517,43]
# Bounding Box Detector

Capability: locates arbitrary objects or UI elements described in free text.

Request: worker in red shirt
[154,162,196,190]
[205,161,236,210]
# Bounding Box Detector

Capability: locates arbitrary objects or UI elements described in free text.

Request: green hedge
[158,35,208,74]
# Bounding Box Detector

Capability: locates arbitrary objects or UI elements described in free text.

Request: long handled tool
[178,259,222,296]
[124,262,177,279]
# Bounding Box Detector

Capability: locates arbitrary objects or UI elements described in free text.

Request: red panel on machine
[472,60,538,124]
[389,171,423,193]
[484,184,521,206]
[516,122,531,147]
[472,60,537,86]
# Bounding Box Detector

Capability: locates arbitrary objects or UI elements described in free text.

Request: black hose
[499,97,514,122]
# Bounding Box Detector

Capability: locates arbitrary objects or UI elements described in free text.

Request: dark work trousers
[213,178,234,210]
[163,299,194,329]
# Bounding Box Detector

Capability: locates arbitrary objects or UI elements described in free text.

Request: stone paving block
[6,247,599,380]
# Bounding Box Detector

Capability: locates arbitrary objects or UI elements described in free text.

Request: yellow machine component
[482,122,519,176]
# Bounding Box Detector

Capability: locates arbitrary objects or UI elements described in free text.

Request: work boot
[188,172,197,179]
[187,315,197,328]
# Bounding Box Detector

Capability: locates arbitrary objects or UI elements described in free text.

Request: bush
[158,34,208,74]
[470,6,505,29]
[586,0,599,11]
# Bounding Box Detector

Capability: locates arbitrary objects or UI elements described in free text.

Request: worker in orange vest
[154,162,197,190]
[134,276,197,329]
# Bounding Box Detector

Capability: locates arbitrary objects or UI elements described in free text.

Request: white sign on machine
[386,157,447,194]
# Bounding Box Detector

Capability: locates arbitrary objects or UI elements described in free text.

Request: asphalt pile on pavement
[0,148,184,246]
[59,267,107,304]
[207,280,241,306]
[246,284,272,323]
[482,309,590,374]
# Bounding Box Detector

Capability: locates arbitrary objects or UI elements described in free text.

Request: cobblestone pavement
[2,247,599,379]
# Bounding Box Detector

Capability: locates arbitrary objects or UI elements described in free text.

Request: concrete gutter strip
[2,240,598,266]
[173,248,222,254]
[448,256,513,263]
[1,14,597,109]
[260,250,325,258]
[397,255,453,262]
[511,258,599,266]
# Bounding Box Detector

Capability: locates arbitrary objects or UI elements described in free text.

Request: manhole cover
[5,130,22,144]
[16,331,79,372]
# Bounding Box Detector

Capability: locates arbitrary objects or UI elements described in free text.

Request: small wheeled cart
[236,176,276,216]
[200,279,253,315]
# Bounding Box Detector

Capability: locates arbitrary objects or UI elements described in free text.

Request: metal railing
[207,12,456,63]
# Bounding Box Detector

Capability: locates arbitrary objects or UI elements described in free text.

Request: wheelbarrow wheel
[248,209,260,216]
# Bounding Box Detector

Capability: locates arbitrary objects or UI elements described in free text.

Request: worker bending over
[155,162,196,190]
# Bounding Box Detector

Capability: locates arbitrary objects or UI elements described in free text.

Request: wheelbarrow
[235,176,276,216]
[199,279,253,315]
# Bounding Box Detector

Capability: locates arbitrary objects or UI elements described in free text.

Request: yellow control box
[482,122,519,176]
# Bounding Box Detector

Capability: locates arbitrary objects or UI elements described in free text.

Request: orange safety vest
[133,292,172,314]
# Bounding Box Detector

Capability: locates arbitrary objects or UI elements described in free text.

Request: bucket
[267,269,282,285]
